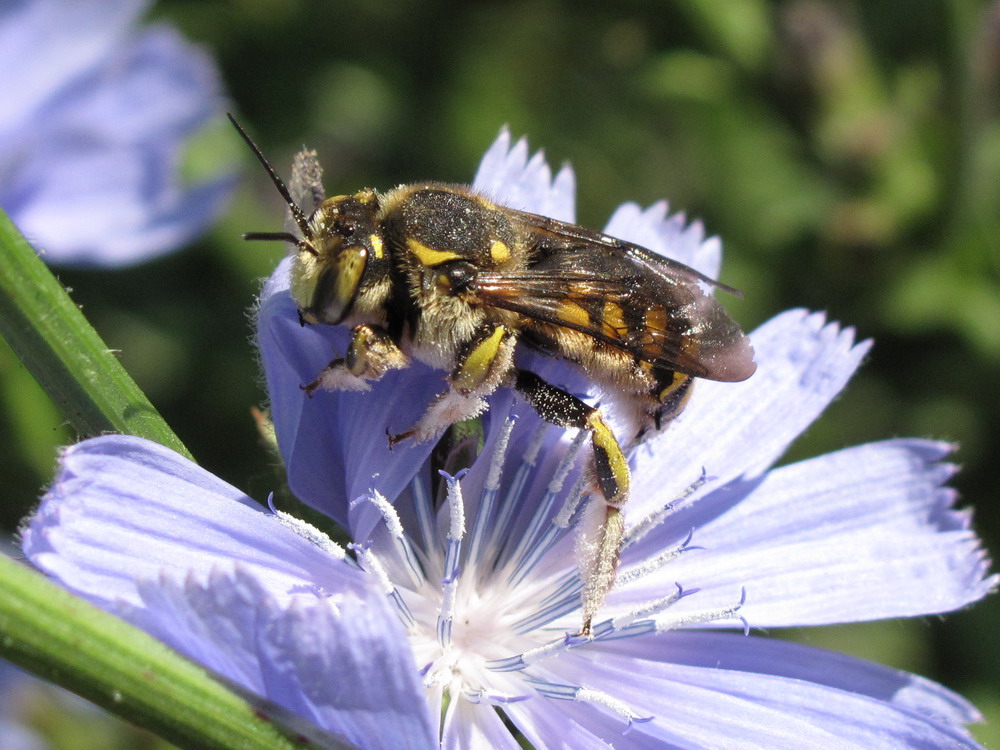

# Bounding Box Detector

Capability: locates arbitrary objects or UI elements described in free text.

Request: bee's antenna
[227,113,312,241]
[243,231,300,243]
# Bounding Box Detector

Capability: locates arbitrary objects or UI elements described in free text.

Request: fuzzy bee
[231,116,756,633]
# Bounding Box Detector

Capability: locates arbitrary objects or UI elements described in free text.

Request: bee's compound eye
[443,261,478,294]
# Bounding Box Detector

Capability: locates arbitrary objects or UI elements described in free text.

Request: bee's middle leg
[513,369,630,635]
[389,324,516,446]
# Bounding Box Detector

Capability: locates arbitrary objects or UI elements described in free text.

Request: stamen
[437,470,468,646]
[623,468,711,548]
[465,688,531,705]
[649,586,749,635]
[353,489,424,588]
[267,494,349,562]
[410,472,436,553]
[525,681,653,727]
[538,568,582,607]
[487,632,574,672]
[512,577,584,634]
[588,582,693,640]
[574,688,654,728]
[466,418,515,570]
[488,422,547,562]
[350,542,415,627]
[507,430,587,580]
[615,529,699,586]
[551,472,588,530]
[509,473,587,587]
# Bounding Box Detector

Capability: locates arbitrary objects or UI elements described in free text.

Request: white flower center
[284,415,748,730]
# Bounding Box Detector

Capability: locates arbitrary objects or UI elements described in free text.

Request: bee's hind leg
[513,369,630,635]
[631,369,695,445]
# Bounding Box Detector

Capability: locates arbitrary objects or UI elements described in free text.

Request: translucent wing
[474,209,756,382]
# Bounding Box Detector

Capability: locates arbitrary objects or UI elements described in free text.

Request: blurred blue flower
[22,131,996,748]
[0,665,47,750]
[0,0,234,267]
[0,660,110,750]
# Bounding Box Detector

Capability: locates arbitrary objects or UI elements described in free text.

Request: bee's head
[229,114,391,326]
[291,190,386,325]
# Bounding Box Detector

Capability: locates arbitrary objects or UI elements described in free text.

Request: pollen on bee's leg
[576,500,625,636]
[390,389,488,445]
[302,360,372,395]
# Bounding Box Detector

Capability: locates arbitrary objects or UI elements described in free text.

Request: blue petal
[630,309,870,519]
[622,438,996,626]
[0,0,233,266]
[534,633,986,749]
[604,631,981,728]
[0,0,143,132]
[603,200,722,280]
[22,435,365,609]
[472,128,576,220]
[22,435,435,745]
[130,568,436,749]
[257,259,444,538]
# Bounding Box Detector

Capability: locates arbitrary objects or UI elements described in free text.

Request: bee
[230,115,756,633]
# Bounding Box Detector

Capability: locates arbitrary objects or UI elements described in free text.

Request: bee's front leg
[389,324,516,446]
[303,324,407,395]
[514,369,630,635]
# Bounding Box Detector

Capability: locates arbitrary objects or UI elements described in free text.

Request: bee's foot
[387,428,415,449]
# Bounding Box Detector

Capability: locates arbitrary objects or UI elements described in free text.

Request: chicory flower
[22,130,996,748]
[0,0,233,266]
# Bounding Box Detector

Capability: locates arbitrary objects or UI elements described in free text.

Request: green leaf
[0,209,192,460]
[0,553,353,749]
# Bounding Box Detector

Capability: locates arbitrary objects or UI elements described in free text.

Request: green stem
[0,554,352,749]
[0,209,192,460]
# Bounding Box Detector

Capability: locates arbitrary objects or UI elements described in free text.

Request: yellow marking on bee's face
[557,300,591,328]
[602,301,626,338]
[407,238,461,267]
[330,246,367,319]
[370,233,384,259]
[289,250,318,308]
[453,325,508,393]
[489,239,511,263]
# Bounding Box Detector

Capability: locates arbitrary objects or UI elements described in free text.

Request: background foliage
[2,0,998,746]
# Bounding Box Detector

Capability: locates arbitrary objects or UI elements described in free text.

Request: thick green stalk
[0,209,191,459]
[0,554,350,749]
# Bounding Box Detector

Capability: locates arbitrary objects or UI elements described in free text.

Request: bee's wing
[506,208,743,293]
[475,210,756,382]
